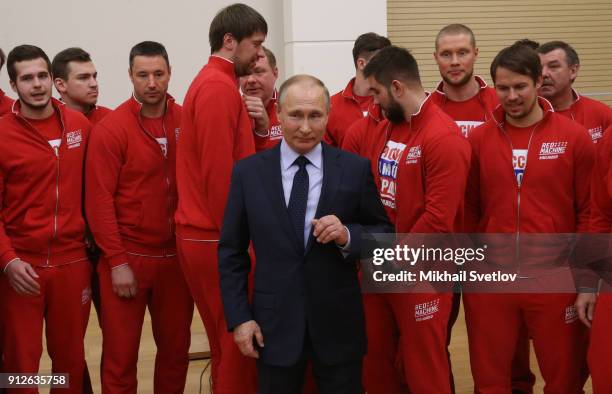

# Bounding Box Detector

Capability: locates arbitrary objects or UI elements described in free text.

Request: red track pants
[463,293,587,394]
[362,292,453,394]
[589,292,612,394]
[177,238,257,394]
[0,260,91,394]
[98,255,193,394]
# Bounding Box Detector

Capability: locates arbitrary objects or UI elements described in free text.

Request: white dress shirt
[279,140,350,251]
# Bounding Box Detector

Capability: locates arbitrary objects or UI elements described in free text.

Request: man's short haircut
[0,48,5,70]
[209,3,268,53]
[352,32,392,67]
[363,45,422,88]
[7,45,52,83]
[129,41,169,70]
[52,47,92,81]
[537,40,580,66]
[435,24,476,50]
[490,43,542,84]
[263,46,277,70]
[514,39,540,51]
[277,74,330,113]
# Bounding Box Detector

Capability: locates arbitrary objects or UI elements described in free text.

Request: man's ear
[569,63,579,84]
[356,58,367,72]
[390,79,404,98]
[54,78,67,94]
[223,33,237,51]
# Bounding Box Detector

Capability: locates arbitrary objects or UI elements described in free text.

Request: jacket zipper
[17,112,64,266]
[499,122,539,277]
[137,100,174,256]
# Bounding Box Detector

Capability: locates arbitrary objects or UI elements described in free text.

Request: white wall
[0,0,386,106]
[283,0,387,95]
[0,0,283,107]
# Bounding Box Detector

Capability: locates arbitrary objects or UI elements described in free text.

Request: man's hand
[243,95,270,134]
[312,215,349,246]
[4,258,40,295]
[234,320,264,358]
[111,264,138,298]
[575,292,597,328]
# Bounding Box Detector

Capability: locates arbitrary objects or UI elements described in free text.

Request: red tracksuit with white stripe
[430,76,499,138]
[556,89,612,144]
[253,92,282,152]
[587,126,612,393]
[176,55,257,394]
[0,99,91,394]
[353,96,470,393]
[432,76,535,392]
[464,97,594,393]
[85,95,193,394]
[324,78,373,147]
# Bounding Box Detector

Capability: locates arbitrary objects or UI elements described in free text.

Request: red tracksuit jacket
[556,90,612,144]
[175,56,255,240]
[85,95,181,268]
[253,92,282,152]
[430,76,499,138]
[465,97,594,234]
[590,126,612,233]
[341,102,384,157]
[86,105,112,125]
[324,78,373,147]
[345,96,470,233]
[0,98,90,269]
[0,89,14,117]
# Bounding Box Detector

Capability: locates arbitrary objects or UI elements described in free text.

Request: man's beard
[19,93,51,111]
[442,69,473,87]
[385,98,405,124]
[234,60,253,78]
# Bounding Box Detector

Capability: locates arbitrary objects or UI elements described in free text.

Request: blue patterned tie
[288,156,310,253]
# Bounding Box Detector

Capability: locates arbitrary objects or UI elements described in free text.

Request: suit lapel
[306,143,343,253]
[260,144,302,254]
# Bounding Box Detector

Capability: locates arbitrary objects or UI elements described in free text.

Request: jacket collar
[367,102,383,122]
[265,89,278,114]
[127,93,175,117]
[407,93,435,131]
[491,96,555,126]
[12,97,67,124]
[208,55,238,83]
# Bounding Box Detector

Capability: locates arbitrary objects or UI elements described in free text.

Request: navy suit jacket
[218,142,392,366]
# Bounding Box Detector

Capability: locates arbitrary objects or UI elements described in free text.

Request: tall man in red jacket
[433,24,535,394]
[464,43,594,393]
[0,48,14,116]
[0,45,92,394]
[359,46,470,394]
[85,41,192,394]
[537,41,612,144]
[324,32,391,147]
[176,4,267,393]
[52,47,111,125]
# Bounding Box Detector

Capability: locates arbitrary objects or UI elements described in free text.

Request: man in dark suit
[218,74,392,394]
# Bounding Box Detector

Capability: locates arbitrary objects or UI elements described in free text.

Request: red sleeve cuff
[107,252,128,268]
[0,249,18,270]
